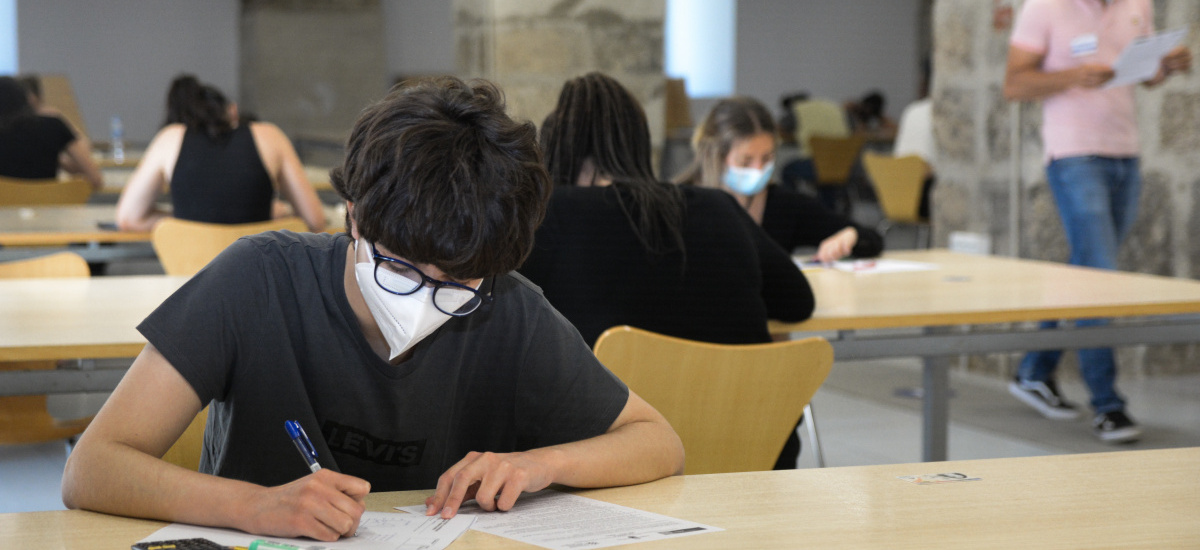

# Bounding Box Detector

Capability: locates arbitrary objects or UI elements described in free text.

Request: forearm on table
[531,419,685,488]
[116,208,169,232]
[63,439,262,531]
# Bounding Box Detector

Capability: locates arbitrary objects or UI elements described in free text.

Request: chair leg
[877,220,893,245]
[803,403,825,468]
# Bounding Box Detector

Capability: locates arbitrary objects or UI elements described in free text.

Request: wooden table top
[2,448,1196,549]
[0,204,345,248]
[0,275,187,361]
[0,205,149,246]
[99,165,337,194]
[95,155,143,170]
[772,249,1200,332]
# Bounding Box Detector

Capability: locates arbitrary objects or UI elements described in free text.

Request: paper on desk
[136,511,474,550]
[794,258,937,274]
[1105,27,1188,88]
[396,489,720,550]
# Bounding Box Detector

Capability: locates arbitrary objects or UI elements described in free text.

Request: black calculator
[132,538,230,550]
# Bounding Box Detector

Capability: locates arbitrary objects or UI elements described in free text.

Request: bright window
[665,0,735,97]
[0,0,15,74]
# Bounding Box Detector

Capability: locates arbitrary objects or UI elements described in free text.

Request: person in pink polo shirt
[1003,0,1191,443]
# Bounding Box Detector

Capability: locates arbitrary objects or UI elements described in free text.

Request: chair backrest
[593,326,833,475]
[0,252,90,279]
[664,78,692,138]
[809,135,866,185]
[0,177,92,206]
[152,217,309,276]
[0,251,93,445]
[862,152,928,224]
[162,406,208,471]
[34,74,90,139]
[793,99,850,158]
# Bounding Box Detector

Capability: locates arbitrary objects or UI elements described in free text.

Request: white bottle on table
[110,115,125,164]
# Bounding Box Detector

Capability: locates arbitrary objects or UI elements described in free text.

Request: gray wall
[382,0,454,81]
[17,0,239,144]
[15,0,923,142]
[736,0,923,121]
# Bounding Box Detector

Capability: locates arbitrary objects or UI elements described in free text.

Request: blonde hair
[673,96,778,189]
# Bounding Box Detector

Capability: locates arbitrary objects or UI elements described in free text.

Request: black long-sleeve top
[761,185,884,257]
[520,184,815,347]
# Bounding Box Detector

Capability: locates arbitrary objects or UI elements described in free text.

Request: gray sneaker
[1093,411,1141,443]
[1007,377,1081,420]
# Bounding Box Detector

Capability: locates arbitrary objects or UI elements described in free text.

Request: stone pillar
[453,0,667,156]
[241,0,388,159]
[932,0,1200,376]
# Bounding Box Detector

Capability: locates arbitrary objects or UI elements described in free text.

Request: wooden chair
[33,74,90,140]
[151,217,309,276]
[593,326,834,474]
[0,252,94,445]
[793,99,850,158]
[809,135,866,216]
[162,406,208,471]
[862,151,931,248]
[0,177,92,206]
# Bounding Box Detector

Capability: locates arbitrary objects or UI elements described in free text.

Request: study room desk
[98,165,337,194]
[772,249,1200,461]
[0,205,152,263]
[0,275,188,395]
[0,205,148,247]
[2,447,1196,549]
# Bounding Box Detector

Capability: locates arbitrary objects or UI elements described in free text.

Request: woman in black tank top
[115,75,325,232]
[0,76,103,188]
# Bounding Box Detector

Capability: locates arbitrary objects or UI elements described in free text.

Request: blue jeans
[1018,156,1141,414]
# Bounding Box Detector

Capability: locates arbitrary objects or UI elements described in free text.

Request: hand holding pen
[228,420,371,542]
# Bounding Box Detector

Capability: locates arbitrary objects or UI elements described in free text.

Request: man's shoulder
[238,229,342,251]
[496,270,546,302]
[228,230,347,269]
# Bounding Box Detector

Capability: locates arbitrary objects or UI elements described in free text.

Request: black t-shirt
[170,125,274,224]
[139,231,628,491]
[519,185,814,346]
[0,115,75,179]
[761,184,884,257]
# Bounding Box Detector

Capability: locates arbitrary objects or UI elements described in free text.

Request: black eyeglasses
[370,244,494,316]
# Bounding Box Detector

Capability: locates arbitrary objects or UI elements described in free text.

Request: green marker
[248,541,302,550]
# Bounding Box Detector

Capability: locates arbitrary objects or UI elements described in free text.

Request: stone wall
[931,0,1200,377]
[241,0,388,150]
[453,0,667,155]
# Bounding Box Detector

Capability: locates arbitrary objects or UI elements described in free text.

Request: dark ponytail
[164,74,233,139]
[540,72,685,257]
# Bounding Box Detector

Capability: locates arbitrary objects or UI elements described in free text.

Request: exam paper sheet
[1105,27,1188,88]
[136,511,474,550]
[397,489,721,550]
[795,257,938,274]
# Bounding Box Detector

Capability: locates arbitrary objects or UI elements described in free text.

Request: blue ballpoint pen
[284,420,322,473]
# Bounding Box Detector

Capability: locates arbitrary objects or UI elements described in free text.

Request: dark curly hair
[331,76,551,280]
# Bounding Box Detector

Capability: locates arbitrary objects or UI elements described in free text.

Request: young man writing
[62,77,684,542]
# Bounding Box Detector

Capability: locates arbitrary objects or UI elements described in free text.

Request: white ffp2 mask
[352,238,472,361]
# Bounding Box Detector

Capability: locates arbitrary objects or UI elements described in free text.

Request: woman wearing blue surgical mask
[675,97,883,263]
